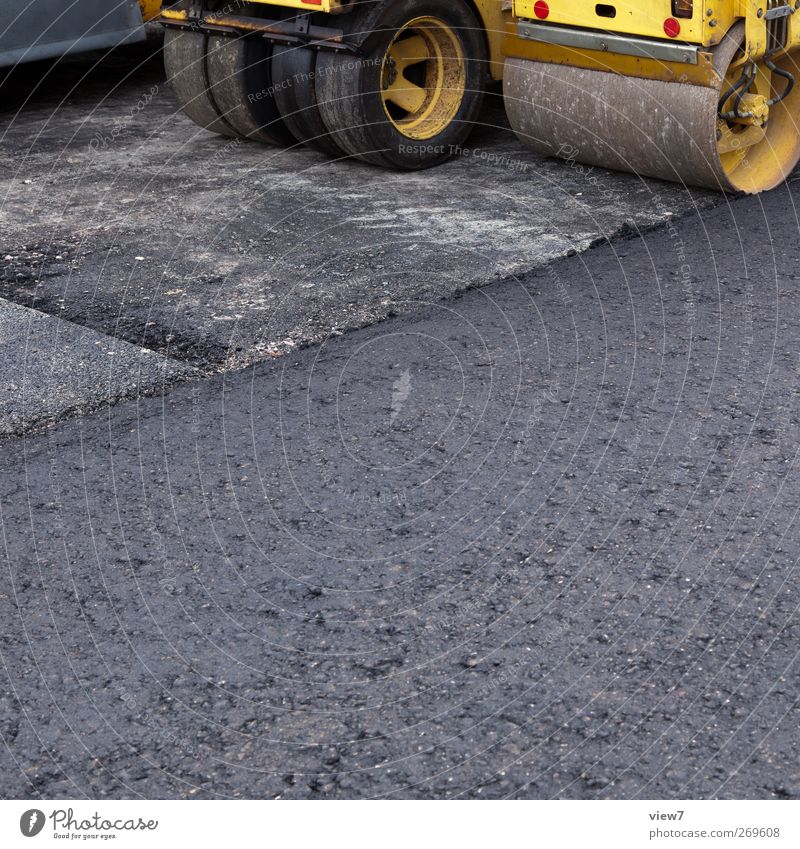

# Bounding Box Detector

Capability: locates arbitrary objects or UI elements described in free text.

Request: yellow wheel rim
[716,48,800,192]
[380,16,466,141]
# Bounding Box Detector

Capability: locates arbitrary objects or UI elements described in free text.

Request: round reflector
[534,1,550,19]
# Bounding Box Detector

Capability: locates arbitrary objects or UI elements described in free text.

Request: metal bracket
[517,20,700,65]
[160,8,359,54]
[765,0,792,54]
[764,3,793,20]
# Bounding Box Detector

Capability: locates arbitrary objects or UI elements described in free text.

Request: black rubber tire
[206,34,293,146]
[315,0,488,169]
[271,45,346,156]
[163,29,236,138]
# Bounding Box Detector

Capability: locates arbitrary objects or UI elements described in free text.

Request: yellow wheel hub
[380,16,466,141]
[716,49,800,192]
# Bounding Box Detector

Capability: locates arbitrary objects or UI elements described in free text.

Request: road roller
[159,0,509,168]
[504,1,800,192]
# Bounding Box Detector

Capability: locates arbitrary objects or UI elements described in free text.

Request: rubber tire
[315,0,488,169]
[206,34,293,146]
[272,45,346,156]
[164,29,236,137]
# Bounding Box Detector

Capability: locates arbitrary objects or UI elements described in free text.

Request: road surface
[2,173,799,798]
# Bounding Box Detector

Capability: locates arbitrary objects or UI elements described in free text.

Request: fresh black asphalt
[2,181,799,799]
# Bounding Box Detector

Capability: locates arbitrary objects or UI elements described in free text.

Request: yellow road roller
[159,0,508,168]
[161,1,800,191]
[504,1,800,192]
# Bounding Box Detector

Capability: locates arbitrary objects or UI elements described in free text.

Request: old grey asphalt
[1,37,718,436]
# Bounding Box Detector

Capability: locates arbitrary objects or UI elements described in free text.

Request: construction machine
[161,1,800,192]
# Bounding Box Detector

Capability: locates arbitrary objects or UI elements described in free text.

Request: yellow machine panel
[513,0,733,44]
[139,0,163,21]
[513,1,800,56]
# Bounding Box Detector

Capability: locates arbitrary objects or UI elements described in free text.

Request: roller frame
[161,0,510,78]
[160,2,357,53]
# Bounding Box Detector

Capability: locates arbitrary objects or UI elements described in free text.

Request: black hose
[733,63,757,118]
[718,62,756,121]
[766,59,795,106]
[718,56,796,122]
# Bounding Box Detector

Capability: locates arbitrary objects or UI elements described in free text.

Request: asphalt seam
[0,296,196,440]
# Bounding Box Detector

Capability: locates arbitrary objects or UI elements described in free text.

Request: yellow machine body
[511,0,800,60]
[139,0,164,21]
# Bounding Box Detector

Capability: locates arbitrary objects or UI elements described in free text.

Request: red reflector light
[534,1,550,19]
[663,17,681,38]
